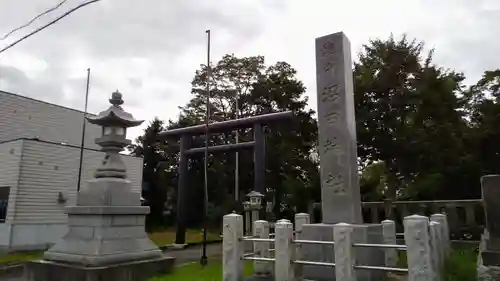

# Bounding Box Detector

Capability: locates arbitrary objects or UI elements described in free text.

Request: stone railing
[361,199,483,239]
[312,199,483,238]
[223,212,451,281]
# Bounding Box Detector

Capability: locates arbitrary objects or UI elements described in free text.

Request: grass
[148,259,254,281]
[443,248,477,281]
[146,248,477,281]
[396,246,477,281]
[0,228,220,265]
[148,228,220,246]
[0,251,43,265]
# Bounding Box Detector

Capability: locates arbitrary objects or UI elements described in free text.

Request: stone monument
[478,175,500,280]
[300,32,384,281]
[316,32,362,225]
[25,91,175,281]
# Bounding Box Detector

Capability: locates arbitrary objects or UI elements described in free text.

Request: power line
[0,0,102,54]
[1,0,69,40]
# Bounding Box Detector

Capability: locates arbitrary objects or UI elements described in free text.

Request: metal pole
[235,88,239,202]
[77,68,90,192]
[200,29,211,267]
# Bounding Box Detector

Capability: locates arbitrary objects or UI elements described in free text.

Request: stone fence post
[275,220,294,281]
[404,215,435,281]
[429,221,443,280]
[430,213,450,256]
[382,219,397,267]
[223,213,243,281]
[294,213,310,277]
[253,220,271,277]
[333,223,356,281]
[294,213,310,235]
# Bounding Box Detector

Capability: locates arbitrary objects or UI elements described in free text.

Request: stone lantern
[241,191,264,235]
[29,91,174,281]
[247,190,264,209]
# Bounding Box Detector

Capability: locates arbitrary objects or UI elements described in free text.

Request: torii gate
[157,111,294,244]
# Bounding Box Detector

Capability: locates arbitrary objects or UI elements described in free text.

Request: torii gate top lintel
[156,111,294,139]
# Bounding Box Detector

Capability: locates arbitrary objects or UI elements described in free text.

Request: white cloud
[1,0,499,140]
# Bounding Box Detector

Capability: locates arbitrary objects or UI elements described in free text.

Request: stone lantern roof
[247,191,264,198]
[86,90,144,127]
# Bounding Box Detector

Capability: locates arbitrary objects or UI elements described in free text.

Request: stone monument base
[300,223,385,281]
[25,255,175,281]
[43,205,164,266]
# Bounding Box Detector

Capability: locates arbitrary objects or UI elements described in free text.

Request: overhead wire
[0,0,102,54]
[1,0,70,40]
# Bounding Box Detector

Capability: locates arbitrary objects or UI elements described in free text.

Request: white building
[0,91,144,251]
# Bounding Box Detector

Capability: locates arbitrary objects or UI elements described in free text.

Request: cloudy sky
[1,0,499,140]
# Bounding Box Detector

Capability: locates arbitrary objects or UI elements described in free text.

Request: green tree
[354,35,471,199]
[359,161,388,201]
[461,69,500,196]
[129,118,179,228]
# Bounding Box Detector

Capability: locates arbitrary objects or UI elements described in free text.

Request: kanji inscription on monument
[316,32,362,224]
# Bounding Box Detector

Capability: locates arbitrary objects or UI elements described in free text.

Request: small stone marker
[316,32,362,224]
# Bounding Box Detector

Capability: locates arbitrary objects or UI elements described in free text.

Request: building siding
[0,91,101,149]
[14,140,143,224]
[0,140,23,223]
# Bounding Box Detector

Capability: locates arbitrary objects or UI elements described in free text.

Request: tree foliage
[354,35,474,200]
[463,70,500,178]
[132,35,500,229]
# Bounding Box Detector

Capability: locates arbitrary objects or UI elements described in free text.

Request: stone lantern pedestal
[25,91,175,281]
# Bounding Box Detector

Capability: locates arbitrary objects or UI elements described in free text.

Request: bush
[443,248,477,281]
